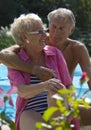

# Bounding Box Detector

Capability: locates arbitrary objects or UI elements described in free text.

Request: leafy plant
[0,26,15,50]
[0,86,17,130]
[36,72,90,130]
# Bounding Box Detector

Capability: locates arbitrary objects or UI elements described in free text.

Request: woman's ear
[21,33,30,44]
[20,33,27,42]
[21,33,30,45]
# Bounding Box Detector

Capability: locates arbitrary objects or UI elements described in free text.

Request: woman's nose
[42,31,47,39]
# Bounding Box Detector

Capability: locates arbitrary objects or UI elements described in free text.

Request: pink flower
[0,87,4,94]
[7,86,17,95]
[0,97,4,106]
[80,72,89,85]
[0,86,17,107]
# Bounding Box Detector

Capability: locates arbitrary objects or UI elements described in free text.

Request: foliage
[36,72,90,130]
[69,0,91,31]
[0,86,17,130]
[0,26,15,50]
[0,0,28,27]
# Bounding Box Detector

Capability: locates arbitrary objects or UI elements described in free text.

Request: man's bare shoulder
[68,38,86,51]
[68,38,84,46]
[68,38,89,60]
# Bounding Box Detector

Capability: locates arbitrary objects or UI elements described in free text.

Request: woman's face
[25,23,47,52]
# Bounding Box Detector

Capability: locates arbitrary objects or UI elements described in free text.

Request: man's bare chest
[63,50,77,74]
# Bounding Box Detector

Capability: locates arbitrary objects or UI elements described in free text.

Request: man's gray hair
[47,8,76,30]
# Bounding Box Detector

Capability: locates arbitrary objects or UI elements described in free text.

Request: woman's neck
[26,48,45,65]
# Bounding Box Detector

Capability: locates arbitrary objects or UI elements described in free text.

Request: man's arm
[76,43,91,90]
[0,45,21,68]
[0,45,55,81]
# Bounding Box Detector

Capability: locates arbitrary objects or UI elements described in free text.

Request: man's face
[49,17,72,44]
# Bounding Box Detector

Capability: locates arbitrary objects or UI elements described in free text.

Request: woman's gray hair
[47,8,76,30]
[10,13,43,46]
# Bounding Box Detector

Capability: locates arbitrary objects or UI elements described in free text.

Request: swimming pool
[0,64,89,119]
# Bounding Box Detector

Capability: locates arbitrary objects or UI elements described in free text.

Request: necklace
[61,42,69,53]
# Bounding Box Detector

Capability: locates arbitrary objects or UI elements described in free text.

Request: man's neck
[49,38,69,52]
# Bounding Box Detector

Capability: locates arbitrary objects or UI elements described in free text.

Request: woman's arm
[17,81,48,99]
[17,78,66,99]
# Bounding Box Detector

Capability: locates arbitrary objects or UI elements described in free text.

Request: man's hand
[33,65,56,81]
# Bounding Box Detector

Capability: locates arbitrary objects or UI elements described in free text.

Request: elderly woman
[7,13,79,130]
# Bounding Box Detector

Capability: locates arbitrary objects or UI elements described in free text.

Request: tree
[0,0,28,27]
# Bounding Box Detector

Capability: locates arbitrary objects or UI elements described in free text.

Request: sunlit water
[0,64,89,119]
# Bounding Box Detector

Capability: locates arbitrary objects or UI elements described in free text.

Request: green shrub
[0,26,15,50]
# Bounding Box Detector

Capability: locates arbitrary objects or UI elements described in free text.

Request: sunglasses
[27,30,46,35]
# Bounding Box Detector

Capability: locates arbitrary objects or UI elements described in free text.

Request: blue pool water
[0,64,89,119]
[0,64,17,119]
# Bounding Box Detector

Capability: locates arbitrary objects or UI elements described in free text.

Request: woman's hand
[47,78,65,93]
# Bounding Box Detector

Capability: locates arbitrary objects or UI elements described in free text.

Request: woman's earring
[26,39,30,44]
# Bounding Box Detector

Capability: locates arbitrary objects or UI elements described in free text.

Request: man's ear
[70,28,74,35]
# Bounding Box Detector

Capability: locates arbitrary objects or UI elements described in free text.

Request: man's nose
[54,29,59,34]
